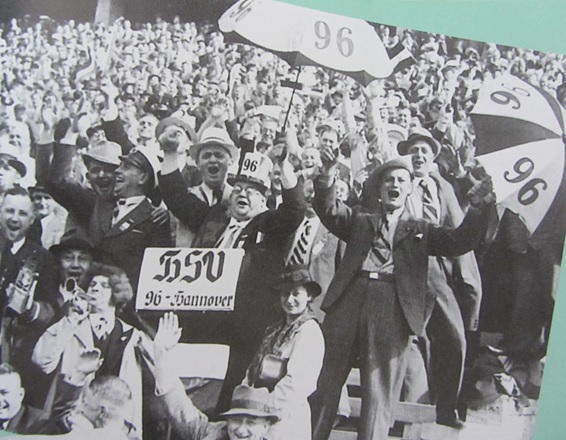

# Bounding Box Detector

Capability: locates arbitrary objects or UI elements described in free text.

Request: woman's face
[87,275,112,309]
[280,285,312,318]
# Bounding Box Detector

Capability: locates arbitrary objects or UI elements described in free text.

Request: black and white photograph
[0,0,565,439]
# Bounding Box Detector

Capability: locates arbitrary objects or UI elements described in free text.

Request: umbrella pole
[283,67,302,132]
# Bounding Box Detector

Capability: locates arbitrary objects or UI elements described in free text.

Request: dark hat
[50,228,96,256]
[396,127,440,157]
[273,265,322,298]
[155,116,197,144]
[219,384,280,421]
[366,157,414,193]
[28,185,50,195]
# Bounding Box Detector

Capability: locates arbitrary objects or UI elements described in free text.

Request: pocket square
[415,233,424,240]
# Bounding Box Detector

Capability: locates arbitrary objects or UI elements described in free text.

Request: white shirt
[112,196,147,226]
[215,217,252,248]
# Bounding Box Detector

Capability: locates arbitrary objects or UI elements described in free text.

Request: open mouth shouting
[207,164,220,178]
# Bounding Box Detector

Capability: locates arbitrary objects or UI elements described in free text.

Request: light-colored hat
[0,142,26,176]
[397,127,440,157]
[82,140,122,167]
[385,123,408,147]
[119,147,161,189]
[219,384,280,421]
[227,152,272,194]
[188,127,239,162]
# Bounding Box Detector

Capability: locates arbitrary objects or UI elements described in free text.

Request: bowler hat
[219,384,280,421]
[397,127,440,157]
[273,265,322,298]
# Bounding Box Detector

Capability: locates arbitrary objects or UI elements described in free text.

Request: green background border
[287,2,566,439]
[2,1,565,438]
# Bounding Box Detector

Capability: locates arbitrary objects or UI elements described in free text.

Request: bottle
[8,254,39,314]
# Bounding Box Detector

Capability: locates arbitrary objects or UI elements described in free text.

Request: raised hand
[158,125,186,154]
[154,312,182,359]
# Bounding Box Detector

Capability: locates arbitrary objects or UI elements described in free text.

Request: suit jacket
[313,179,490,336]
[282,217,341,321]
[4,404,49,434]
[89,197,173,289]
[159,170,305,346]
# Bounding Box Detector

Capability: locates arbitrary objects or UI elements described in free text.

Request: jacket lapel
[105,199,152,238]
[393,209,416,247]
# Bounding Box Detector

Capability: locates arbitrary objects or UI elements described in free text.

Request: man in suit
[90,147,172,290]
[166,125,239,246]
[158,126,305,414]
[309,153,494,440]
[284,178,340,321]
[0,187,60,407]
[0,363,48,434]
[396,127,483,426]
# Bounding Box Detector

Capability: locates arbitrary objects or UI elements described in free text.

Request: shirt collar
[11,237,26,254]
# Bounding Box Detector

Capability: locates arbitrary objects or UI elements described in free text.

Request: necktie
[370,215,391,266]
[216,223,243,248]
[289,218,313,265]
[212,189,224,206]
[112,199,127,226]
[93,316,108,340]
[419,180,439,223]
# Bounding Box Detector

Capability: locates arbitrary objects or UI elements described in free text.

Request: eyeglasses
[232,185,262,197]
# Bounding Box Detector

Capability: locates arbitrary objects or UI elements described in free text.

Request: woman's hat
[273,265,322,298]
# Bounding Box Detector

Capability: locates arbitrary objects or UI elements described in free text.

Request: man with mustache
[158,127,305,414]
[309,151,494,440]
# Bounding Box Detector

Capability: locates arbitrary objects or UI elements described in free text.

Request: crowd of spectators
[0,12,564,440]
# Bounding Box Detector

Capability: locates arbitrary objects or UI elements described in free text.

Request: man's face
[334,179,349,202]
[408,140,435,178]
[0,194,35,243]
[301,148,320,169]
[379,168,412,212]
[197,145,232,190]
[0,373,24,422]
[114,160,147,198]
[32,191,56,219]
[86,160,117,197]
[138,115,158,140]
[226,415,271,440]
[397,109,411,129]
[59,249,93,283]
[319,130,338,151]
[0,159,21,194]
[260,120,277,145]
[88,129,106,146]
[229,182,267,221]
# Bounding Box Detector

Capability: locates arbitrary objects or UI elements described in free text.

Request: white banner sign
[135,248,245,311]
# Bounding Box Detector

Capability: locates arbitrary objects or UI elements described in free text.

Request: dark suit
[159,169,305,413]
[310,179,489,440]
[88,197,173,290]
[3,404,49,434]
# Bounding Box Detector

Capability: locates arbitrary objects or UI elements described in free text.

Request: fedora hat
[155,115,197,144]
[397,127,440,157]
[188,127,239,162]
[273,264,322,298]
[219,384,280,421]
[50,227,96,256]
[82,140,122,167]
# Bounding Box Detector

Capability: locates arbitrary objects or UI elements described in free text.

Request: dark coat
[4,404,49,434]
[313,179,489,336]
